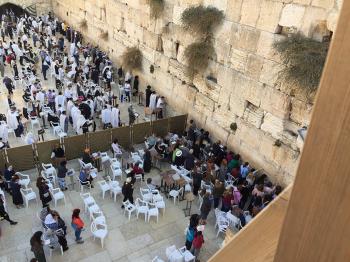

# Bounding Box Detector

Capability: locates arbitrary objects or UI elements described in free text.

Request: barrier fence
[0,115,187,172]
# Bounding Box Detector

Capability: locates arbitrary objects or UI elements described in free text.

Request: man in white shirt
[101,105,112,129]
[55,91,65,112]
[111,105,120,128]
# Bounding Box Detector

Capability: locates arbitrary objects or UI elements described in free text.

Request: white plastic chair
[100,152,110,163]
[179,246,196,262]
[226,211,241,230]
[78,159,93,171]
[16,172,30,188]
[169,187,184,205]
[216,218,229,237]
[20,188,37,208]
[80,193,95,212]
[151,256,165,262]
[123,200,136,220]
[41,171,56,186]
[91,210,106,225]
[88,203,101,221]
[140,188,153,202]
[50,188,66,207]
[50,121,62,135]
[154,196,166,216]
[91,222,108,248]
[135,198,149,222]
[244,210,252,224]
[110,164,122,180]
[110,183,122,202]
[42,163,57,178]
[77,175,91,192]
[135,173,143,183]
[97,180,111,199]
[147,202,159,223]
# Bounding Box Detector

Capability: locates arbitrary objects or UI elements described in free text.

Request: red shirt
[192,234,204,249]
[133,166,143,174]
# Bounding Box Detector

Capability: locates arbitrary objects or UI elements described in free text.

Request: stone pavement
[0,154,224,262]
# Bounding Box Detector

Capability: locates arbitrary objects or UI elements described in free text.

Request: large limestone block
[242,104,265,128]
[229,97,246,118]
[257,31,284,62]
[194,93,215,115]
[205,118,230,145]
[173,5,187,26]
[203,0,228,10]
[217,65,237,91]
[246,54,264,80]
[290,99,313,125]
[214,41,231,65]
[259,59,284,87]
[178,0,203,6]
[193,75,221,102]
[237,121,263,151]
[260,87,291,119]
[214,21,233,45]
[226,0,243,22]
[327,8,340,32]
[293,0,312,4]
[240,0,262,27]
[230,24,260,52]
[125,21,143,42]
[245,81,266,107]
[154,52,170,72]
[312,0,335,10]
[162,38,177,59]
[257,0,284,33]
[168,59,192,83]
[172,78,197,104]
[279,4,306,28]
[142,29,159,50]
[229,49,248,73]
[300,6,327,37]
[260,113,285,138]
[212,109,237,129]
[188,108,208,128]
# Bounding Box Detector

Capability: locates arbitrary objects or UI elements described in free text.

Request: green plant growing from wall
[79,19,88,30]
[181,5,224,38]
[184,40,214,76]
[148,0,165,19]
[121,47,143,71]
[181,5,224,76]
[273,34,329,93]
[99,31,109,41]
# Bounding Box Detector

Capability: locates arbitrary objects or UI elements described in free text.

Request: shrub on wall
[149,0,165,19]
[181,5,224,38]
[184,40,214,76]
[79,19,88,30]
[273,34,329,93]
[99,31,109,41]
[121,47,143,71]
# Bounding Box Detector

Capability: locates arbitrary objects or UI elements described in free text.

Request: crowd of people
[0,9,166,149]
[0,8,284,262]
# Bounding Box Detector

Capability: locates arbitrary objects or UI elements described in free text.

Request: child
[191,226,205,261]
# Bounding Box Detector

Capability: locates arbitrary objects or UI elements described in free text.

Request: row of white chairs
[80,193,108,248]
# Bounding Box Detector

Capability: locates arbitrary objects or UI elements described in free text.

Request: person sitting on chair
[79,167,94,188]
[132,162,144,181]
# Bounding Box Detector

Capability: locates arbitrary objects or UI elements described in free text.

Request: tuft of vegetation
[99,31,109,41]
[273,34,329,93]
[184,40,214,76]
[149,0,165,19]
[121,47,143,71]
[181,5,224,38]
[230,123,238,132]
[79,19,88,30]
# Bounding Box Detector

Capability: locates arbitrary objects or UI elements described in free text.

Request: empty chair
[147,202,159,223]
[179,246,196,262]
[154,196,166,216]
[100,152,110,164]
[50,121,62,136]
[97,180,111,199]
[16,172,30,188]
[166,245,183,262]
[110,164,122,180]
[91,210,106,225]
[110,183,122,202]
[169,187,184,205]
[135,198,149,222]
[20,188,37,208]
[134,173,143,183]
[123,200,136,221]
[50,188,66,207]
[80,193,95,212]
[42,163,57,178]
[91,222,108,248]
[140,188,153,202]
[88,203,101,221]
[106,176,119,188]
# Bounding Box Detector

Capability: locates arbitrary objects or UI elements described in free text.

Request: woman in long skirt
[10,175,23,208]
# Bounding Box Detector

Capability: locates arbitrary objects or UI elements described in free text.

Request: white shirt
[112,143,122,155]
[64,89,73,99]
[149,94,157,110]
[0,123,8,143]
[111,107,119,128]
[6,110,18,129]
[101,108,112,124]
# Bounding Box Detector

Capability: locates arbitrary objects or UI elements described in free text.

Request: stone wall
[50,0,342,186]
[0,0,52,15]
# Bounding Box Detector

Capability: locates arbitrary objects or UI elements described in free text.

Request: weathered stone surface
[279,4,306,28]
[240,0,262,27]
[52,0,339,185]
[300,6,327,37]
[312,0,335,10]
[257,0,284,33]
[226,0,243,22]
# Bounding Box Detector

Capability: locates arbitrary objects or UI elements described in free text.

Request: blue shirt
[79,171,87,182]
